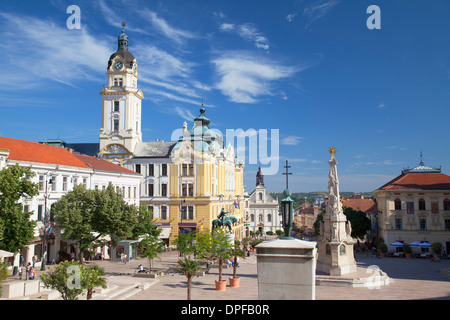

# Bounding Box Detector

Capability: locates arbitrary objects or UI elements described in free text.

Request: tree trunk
[187,274,192,300]
[218,258,223,282]
[79,248,85,264]
[87,289,93,300]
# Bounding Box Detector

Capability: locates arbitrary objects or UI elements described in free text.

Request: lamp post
[180,199,186,234]
[280,189,294,239]
[41,172,54,271]
[280,160,294,239]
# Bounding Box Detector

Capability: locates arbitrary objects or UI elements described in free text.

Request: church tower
[99,23,143,164]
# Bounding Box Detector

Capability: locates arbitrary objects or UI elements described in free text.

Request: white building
[246,167,281,236]
[0,136,140,268]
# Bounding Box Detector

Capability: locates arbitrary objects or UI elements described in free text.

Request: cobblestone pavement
[6,250,450,301]
[90,250,450,301]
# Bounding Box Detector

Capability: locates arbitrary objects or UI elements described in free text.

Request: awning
[0,250,14,258]
[158,227,172,239]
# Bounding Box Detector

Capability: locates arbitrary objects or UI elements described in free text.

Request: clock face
[113,61,123,71]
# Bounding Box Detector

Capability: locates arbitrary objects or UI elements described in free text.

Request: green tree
[82,264,107,300]
[174,230,212,300]
[313,210,325,236]
[52,183,139,264]
[209,228,234,283]
[342,207,371,240]
[40,260,84,300]
[0,164,38,255]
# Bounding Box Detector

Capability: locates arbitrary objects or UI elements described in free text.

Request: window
[406,202,414,214]
[395,218,402,230]
[444,198,450,211]
[431,202,439,214]
[161,183,167,197]
[148,184,154,197]
[181,206,193,220]
[259,193,263,201]
[418,198,426,211]
[267,214,272,222]
[182,164,194,176]
[419,219,427,230]
[148,164,154,176]
[181,183,193,197]
[51,176,56,191]
[83,178,87,187]
[394,198,401,210]
[161,206,167,220]
[445,219,450,230]
[135,164,141,174]
[62,177,67,191]
[188,206,194,220]
[39,175,44,191]
[38,205,43,221]
[250,214,255,222]
[161,164,168,176]
[147,206,153,214]
[114,119,119,132]
[114,101,120,112]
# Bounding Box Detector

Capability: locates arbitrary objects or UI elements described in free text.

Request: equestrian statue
[212,208,238,232]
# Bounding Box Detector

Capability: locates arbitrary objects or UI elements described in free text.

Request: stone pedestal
[316,240,356,276]
[256,239,317,300]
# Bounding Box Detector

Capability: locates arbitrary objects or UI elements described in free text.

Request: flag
[234,200,240,209]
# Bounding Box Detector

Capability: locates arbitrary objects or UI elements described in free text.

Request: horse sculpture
[212,208,238,232]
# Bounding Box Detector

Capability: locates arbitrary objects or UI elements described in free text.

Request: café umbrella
[391,241,403,247]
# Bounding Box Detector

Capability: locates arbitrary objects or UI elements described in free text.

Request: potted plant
[229,240,246,288]
[210,229,234,291]
[378,242,388,258]
[431,242,442,261]
[403,244,412,258]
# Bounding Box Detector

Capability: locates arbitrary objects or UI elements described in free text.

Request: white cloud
[0,12,111,90]
[286,13,298,22]
[174,106,196,121]
[281,136,303,145]
[220,23,269,50]
[139,9,197,44]
[303,0,339,29]
[211,52,299,103]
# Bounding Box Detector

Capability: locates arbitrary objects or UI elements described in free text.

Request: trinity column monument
[316,147,357,276]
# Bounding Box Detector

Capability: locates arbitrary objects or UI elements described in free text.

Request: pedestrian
[123,253,127,264]
[25,262,31,281]
[32,255,36,268]
[18,266,23,280]
[28,267,35,280]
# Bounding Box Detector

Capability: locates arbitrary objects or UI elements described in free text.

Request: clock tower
[99,23,143,164]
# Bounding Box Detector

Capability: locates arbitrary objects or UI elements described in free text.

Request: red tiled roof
[0,136,90,169]
[74,154,139,175]
[342,199,378,214]
[378,173,450,191]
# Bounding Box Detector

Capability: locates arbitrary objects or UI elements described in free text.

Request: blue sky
[1,0,449,193]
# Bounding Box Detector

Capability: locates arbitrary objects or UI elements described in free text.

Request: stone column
[256,239,317,300]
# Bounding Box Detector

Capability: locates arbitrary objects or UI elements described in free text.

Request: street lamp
[280,189,294,240]
[41,172,54,271]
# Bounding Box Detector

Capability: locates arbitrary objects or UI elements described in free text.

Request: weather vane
[328,146,337,160]
[121,21,126,30]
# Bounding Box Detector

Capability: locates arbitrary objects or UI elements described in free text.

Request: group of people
[18,262,36,280]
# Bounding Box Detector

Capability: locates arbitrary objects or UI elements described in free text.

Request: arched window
[418,198,426,211]
[259,193,263,200]
[250,214,255,222]
[267,214,272,222]
[444,198,450,211]
[394,198,401,210]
